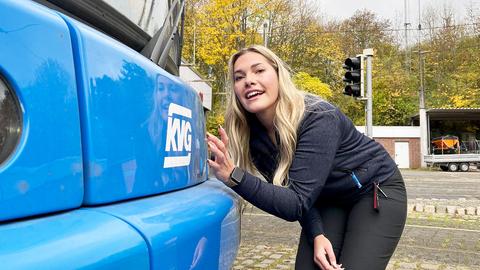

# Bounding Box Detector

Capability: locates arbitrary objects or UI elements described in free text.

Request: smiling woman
[0,76,22,166]
[232,51,279,138]
[207,45,408,270]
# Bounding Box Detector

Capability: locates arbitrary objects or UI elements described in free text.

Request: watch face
[231,167,244,184]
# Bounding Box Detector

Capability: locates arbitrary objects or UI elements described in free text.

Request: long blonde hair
[225,45,305,186]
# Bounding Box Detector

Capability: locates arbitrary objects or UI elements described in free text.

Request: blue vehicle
[0,0,240,269]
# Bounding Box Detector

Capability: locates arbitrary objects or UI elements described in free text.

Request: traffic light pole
[364,49,374,138]
[342,49,374,138]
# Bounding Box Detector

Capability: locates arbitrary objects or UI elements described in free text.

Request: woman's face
[233,52,279,118]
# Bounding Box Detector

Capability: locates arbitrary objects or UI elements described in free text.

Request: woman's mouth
[245,90,264,100]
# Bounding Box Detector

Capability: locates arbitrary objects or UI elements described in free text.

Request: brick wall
[374,138,421,169]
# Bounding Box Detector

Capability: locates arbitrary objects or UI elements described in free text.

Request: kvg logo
[164,103,192,168]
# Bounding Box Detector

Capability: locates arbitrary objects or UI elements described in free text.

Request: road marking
[405,224,480,233]
[398,244,480,255]
[242,212,273,217]
[243,213,480,233]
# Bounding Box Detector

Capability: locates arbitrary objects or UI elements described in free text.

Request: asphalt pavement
[232,169,480,270]
[401,169,480,200]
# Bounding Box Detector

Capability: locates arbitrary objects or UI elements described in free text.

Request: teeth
[246,91,262,99]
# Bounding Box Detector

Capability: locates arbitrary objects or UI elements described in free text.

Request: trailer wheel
[440,165,448,171]
[448,163,459,172]
[459,163,470,172]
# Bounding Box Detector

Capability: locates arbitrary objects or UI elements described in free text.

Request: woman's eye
[256,69,265,73]
[234,76,244,82]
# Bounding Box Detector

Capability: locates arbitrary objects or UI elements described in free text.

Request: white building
[356,126,421,169]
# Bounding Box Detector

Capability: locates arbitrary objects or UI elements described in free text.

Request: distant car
[0,0,240,269]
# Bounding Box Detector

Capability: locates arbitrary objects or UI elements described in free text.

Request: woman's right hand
[313,234,344,270]
[206,126,235,185]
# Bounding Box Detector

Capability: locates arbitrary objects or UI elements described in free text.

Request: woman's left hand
[313,234,343,270]
[206,126,235,185]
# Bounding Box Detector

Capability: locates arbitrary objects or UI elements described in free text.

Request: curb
[408,199,480,217]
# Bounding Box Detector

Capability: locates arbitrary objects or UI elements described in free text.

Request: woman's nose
[244,74,256,86]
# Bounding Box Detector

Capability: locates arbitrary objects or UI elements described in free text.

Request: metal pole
[419,51,428,166]
[263,22,268,47]
[193,23,196,65]
[404,0,410,70]
[419,53,425,110]
[417,0,428,167]
[366,56,373,138]
[364,48,374,138]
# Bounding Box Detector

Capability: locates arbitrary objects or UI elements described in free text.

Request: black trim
[140,0,184,70]
[33,0,150,51]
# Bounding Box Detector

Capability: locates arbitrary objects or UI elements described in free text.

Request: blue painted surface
[0,209,150,270]
[94,180,241,270]
[0,1,241,269]
[0,0,83,221]
[62,16,208,205]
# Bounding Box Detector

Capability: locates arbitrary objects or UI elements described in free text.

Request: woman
[207,45,407,270]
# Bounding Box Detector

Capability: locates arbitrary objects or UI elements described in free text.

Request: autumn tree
[182,0,270,133]
[293,72,332,99]
[182,0,480,131]
[183,0,339,131]
[420,4,480,108]
[331,10,413,125]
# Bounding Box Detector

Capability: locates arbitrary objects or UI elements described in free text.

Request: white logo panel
[164,103,192,168]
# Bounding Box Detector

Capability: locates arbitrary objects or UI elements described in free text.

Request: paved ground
[232,169,480,270]
[402,169,480,200]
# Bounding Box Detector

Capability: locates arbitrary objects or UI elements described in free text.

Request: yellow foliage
[450,95,474,108]
[293,72,333,99]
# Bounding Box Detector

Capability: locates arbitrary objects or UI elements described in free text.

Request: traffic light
[342,56,362,98]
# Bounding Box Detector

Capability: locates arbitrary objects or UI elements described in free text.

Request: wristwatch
[229,167,245,187]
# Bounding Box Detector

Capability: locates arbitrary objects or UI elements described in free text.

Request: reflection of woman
[207,45,407,270]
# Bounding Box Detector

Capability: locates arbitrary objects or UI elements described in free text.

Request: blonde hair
[225,45,305,186]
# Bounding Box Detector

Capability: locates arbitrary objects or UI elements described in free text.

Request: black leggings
[295,169,407,270]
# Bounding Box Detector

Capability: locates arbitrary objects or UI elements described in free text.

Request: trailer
[424,153,480,172]
[424,135,480,172]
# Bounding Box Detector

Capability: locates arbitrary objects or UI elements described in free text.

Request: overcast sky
[317,0,480,26]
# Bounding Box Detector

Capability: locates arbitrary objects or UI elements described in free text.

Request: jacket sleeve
[299,206,324,244]
[232,108,342,234]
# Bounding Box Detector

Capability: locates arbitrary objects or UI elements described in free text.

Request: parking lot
[402,169,480,200]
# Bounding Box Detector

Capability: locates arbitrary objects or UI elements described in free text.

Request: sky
[316,0,479,26]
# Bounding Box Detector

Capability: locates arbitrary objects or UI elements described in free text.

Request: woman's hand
[313,234,344,270]
[206,126,235,185]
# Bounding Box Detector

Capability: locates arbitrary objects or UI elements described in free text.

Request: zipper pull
[373,182,379,211]
[376,183,388,198]
[351,172,362,188]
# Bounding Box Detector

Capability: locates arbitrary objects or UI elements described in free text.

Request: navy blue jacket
[232,94,397,241]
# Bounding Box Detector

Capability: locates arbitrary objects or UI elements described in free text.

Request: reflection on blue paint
[0,0,83,222]
[63,17,208,204]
